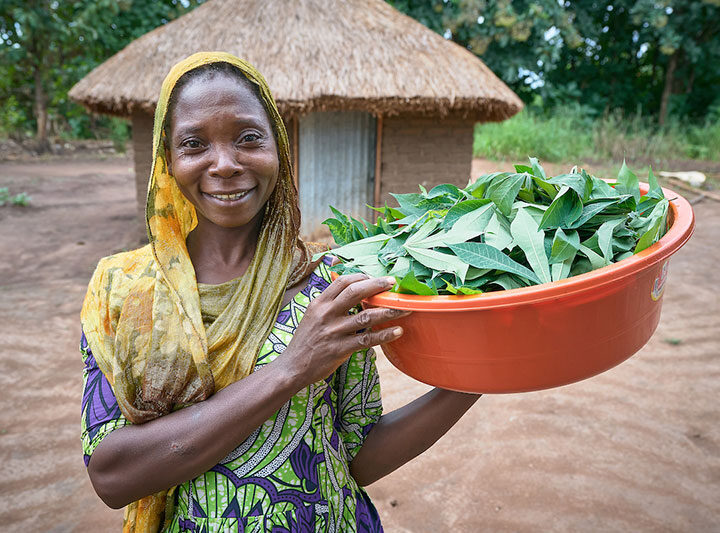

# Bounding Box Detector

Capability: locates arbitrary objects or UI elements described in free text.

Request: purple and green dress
[81,258,385,532]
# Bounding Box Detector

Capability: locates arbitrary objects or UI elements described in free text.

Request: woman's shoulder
[90,244,154,283]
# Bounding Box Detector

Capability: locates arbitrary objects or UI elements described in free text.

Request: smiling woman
[78,52,481,533]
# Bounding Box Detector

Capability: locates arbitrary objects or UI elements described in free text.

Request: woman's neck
[186,214,262,284]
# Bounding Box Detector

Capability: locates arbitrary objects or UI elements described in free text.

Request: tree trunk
[659,51,678,127]
[34,66,50,151]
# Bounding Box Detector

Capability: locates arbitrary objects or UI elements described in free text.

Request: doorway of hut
[292,111,376,240]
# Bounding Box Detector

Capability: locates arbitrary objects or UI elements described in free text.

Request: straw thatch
[69,0,522,122]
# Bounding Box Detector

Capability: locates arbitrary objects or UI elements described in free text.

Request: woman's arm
[349,389,481,487]
[88,274,407,509]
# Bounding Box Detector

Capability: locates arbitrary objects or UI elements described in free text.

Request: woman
[80,52,480,533]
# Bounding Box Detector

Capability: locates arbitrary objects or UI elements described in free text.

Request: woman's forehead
[170,74,268,127]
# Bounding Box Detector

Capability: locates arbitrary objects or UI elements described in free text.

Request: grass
[0,187,31,207]
[474,108,720,164]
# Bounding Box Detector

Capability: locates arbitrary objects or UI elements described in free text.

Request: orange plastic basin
[360,184,695,393]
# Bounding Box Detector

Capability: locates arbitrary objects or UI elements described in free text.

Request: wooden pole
[292,115,299,191]
[373,115,383,217]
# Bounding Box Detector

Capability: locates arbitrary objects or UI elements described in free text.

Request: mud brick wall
[380,116,474,206]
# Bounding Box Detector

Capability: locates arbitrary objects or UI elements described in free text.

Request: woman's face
[166,74,279,231]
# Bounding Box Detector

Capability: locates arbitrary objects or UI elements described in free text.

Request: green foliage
[474,107,594,161]
[0,0,205,142]
[0,187,31,207]
[388,0,576,102]
[475,108,720,162]
[314,160,669,295]
[389,0,720,123]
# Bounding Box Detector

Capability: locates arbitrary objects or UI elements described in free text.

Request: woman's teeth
[208,191,249,201]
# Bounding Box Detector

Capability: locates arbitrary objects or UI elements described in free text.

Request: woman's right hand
[283,274,410,385]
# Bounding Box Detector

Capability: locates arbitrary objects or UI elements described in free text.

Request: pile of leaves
[314,159,669,296]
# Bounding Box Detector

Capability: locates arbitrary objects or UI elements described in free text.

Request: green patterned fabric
[81,259,385,532]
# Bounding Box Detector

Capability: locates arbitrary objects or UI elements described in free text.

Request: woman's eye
[182,139,203,149]
[240,133,260,143]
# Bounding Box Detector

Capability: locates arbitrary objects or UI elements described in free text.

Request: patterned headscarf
[81,52,323,532]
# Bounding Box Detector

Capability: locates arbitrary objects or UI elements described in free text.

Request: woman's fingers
[320,272,368,301]
[336,307,411,334]
[334,276,396,310]
[339,324,404,353]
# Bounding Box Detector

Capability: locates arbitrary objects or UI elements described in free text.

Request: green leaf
[367,203,404,221]
[640,167,664,203]
[488,274,527,291]
[539,186,583,229]
[634,199,669,253]
[550,228,580,264]
[529,157,547,180]
[597,219,624,262]
[589,177,619,200]
[567,199,618,229]
[546,173,590,201]
[342,254,389,278]
[404,246,469,283]
[388,256,411,277]
[405,218,441,246]
[551,253,576,282]
[579,244,607,270]
[329,233,390,260]
[484,211,514,250]
[390,192,426,215]
[322,218,352,246]
[456,286,484,295]
[487,173,527,216]
[427,183,463,200]
[466,172,509,198]
[443,203,494,242]
[510,208,551,284]
[395,271,437,295]
[442,199,491,229]
[615,160,641,204]
[466,266,491,280]
[379,235,408,260]
[448,242,540,284]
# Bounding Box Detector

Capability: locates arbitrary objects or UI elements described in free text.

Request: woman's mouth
[203,188,254,202]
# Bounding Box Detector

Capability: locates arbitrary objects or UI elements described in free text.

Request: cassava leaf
[395,270,436,295]
[510,208,552,284]
[487,173,527,216]
[449,242,540,284]
[442,199,491,229]
[550,228,580,264]
[616,160,641,204]
[539,186,583,229]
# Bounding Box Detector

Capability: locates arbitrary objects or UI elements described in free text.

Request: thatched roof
[69,0,523,121]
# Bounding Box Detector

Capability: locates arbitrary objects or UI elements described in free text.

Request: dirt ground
[0,155,718,532]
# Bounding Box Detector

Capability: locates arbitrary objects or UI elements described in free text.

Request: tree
[0,0,205,148]
[543,0,720,122]
[388,0,720,122]
[388,0,583,102]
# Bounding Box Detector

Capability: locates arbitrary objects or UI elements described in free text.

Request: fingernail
[384,277,396,286]
[393,327,403,336]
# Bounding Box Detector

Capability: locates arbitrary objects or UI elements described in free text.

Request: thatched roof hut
[70,0,522,237]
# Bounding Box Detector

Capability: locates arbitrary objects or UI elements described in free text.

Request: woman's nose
[209,144,241,178]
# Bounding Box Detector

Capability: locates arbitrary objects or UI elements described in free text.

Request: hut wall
[379,116,474,204]
[131,111,155,218]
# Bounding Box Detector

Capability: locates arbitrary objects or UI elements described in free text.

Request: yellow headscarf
[81,52,323,532]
